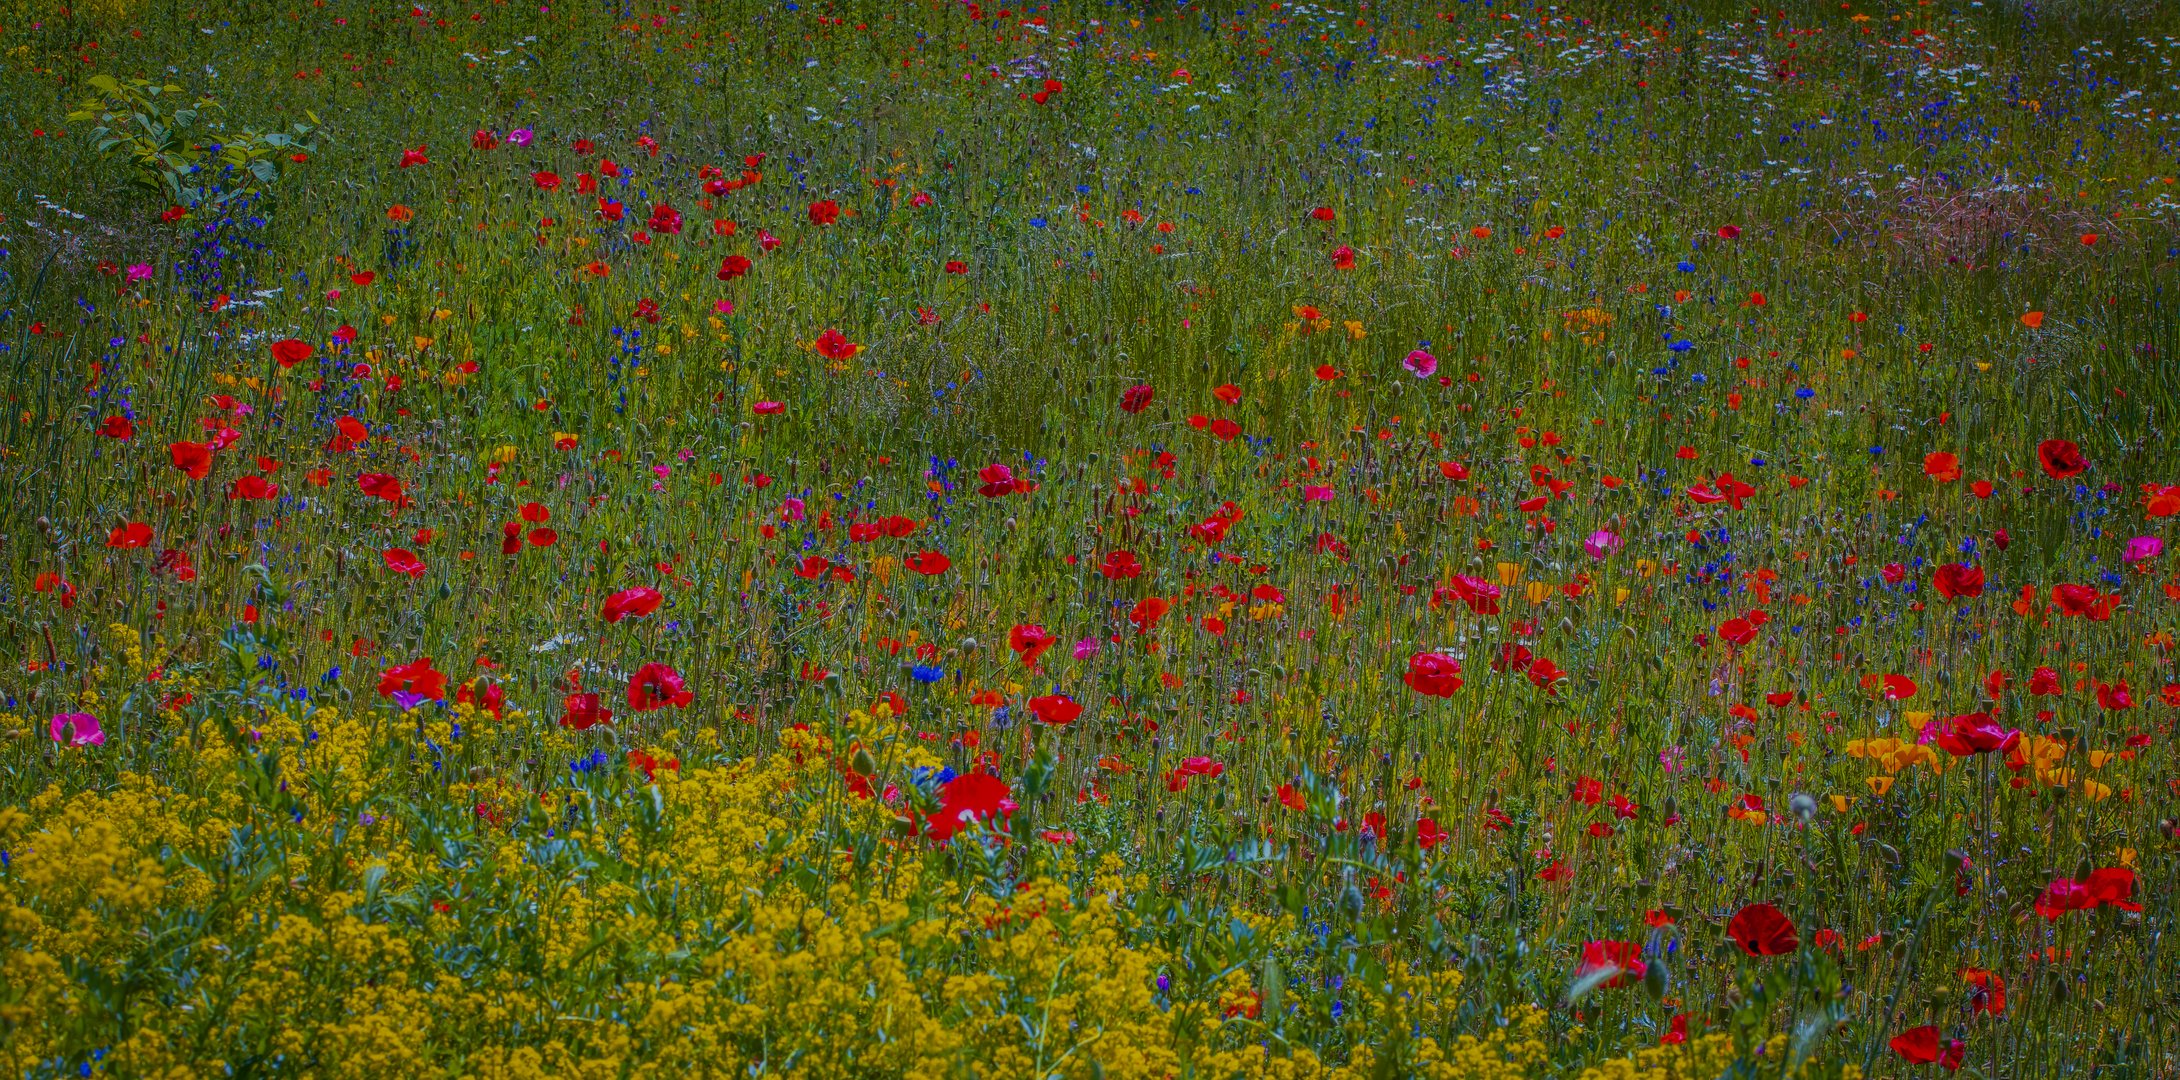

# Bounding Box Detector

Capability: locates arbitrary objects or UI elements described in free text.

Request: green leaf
[1562,964,1626,1005]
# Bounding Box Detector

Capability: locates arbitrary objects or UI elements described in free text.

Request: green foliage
[66,73,319,212]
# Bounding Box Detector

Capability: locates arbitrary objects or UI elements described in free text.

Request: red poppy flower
[1576,940,1647,988]
[601,586,664,623]
[2037,439,2087,479]
[944,259,968,274]
[905,550,951,575]
[1402,652,1464,697]
[2096,680,2134,711]
[1727,902,1798,956]
[627,662,693,712]
[377,657,446,700]
[976,464,1033,499]
[807,200,840,226]
[1962,968,2006,1016]
[1922,451,1962,482]
[646,203,683,235]
[2051,583,2103,618]
[1415,816,1448,850]
[351,478,407,512]
[1718,616,1760,646]
[1127,596,1171,632]
[228,475,278,501]
[1932,563,1985,599]
[561,692,612,730]
[107,522,153,548]
[716,254,750,280]
[814,328,859,360]
[99,416,135,440]
[1028,693,1083,725]
[1881,673,1918,700]
[1443,574,1501,615]
[326,416,371,453]
[1526,656,1566,692]
[382,548,426,577]
[1890,1026,1942,1065]
[398,146,429,168]
[169,441,214,479]
[271,338,314,368]
[2082,866,2141,910]
[1310,206,1336,222]
[927,771,1013,841]
[1008,624,1055,667]
[1120,384,1155,413]
[1330,245,1356,269]
[2028,666,2060,695]
[1097,550,1144,580]
[1934,712,2021,757]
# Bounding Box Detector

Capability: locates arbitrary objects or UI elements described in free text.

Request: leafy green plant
[66,73,319,213]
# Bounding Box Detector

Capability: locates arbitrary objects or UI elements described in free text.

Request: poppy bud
[850,747,876,776]
[822,671,843,695]
[1642,954,1669,1000]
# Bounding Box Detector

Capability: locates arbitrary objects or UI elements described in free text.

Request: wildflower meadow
[2,0,2178,1075]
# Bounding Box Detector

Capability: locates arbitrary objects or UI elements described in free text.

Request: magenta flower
[1403,349,1438,378]
[2122,536,2163,563]
[49,712,104,747]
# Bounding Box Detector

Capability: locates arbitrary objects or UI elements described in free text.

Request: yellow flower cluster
[0,704,1862,1078]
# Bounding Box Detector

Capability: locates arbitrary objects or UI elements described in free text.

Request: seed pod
[1642,953,1669,1000]
[850,747,876,776]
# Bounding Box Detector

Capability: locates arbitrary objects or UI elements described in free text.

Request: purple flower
[49,712,104,747]
[1584,529,1623,560]
[507,128,535,147]
[1073,637,1100,660]
[2122,536,2163,563]
[1403,348,1438,378]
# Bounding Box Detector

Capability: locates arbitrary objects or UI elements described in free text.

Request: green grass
[1,0,2177,1075]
